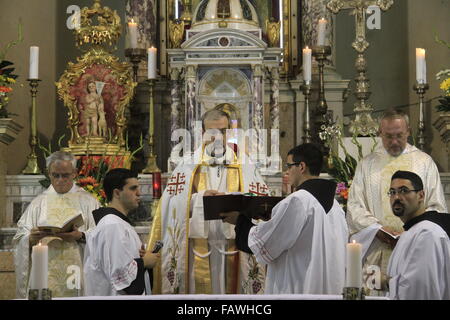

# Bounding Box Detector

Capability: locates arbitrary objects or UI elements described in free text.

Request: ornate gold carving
[56,47,136,154]
[266,18,281,47]
[169,19,185,48]
[75,0,121,48]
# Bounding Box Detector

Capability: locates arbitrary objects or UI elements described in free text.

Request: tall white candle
[317,18,327,46]
[128,19,138,49]
[30,242,48,290]
[175,0,179,19]
[416,48,427,84]
[346,240,362,288]
[302,46,312,84]
[29,46,39,79]
[147,47,157,79]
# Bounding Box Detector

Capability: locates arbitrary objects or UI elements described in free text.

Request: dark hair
[103,168,138,202]
[287,143,323,176]
[391,170,423,191]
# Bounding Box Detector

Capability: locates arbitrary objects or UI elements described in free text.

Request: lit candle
[147,47,157,79]
[175,0,179,19]
[416,48,427,84]
[346,240,362,288]
[29,46,39,79]
[30,242,48,290]
[317,18,327,46]
[152,172,162,199]
[302,46,312,84]
[128,19,138,49]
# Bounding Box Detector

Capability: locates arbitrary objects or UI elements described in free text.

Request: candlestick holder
[28,288,52,300]
[143,79,161,174]
[300,81,312,143]
[125,48,147,83]
[22,79,42,175]
[312,45,331,131]
[413,83,429,151]
[342,287,365,300]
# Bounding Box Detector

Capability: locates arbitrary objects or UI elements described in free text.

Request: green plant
[0,22,23,118]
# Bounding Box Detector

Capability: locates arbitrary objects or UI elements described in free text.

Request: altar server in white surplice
[347,109,447,295]
[84,169,159,296]
[223,143,348,294]
[148,109,268,295]
[387,171,450,300]
[13,151,99,298]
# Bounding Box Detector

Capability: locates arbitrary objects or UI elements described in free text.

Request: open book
[203,194,284,221]
[37,213,84,234]
[380,228,400,240]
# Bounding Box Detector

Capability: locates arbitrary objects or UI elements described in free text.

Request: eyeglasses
[387,187,421,197]
[50,172,73,179]
[285,162,301,169]
[381,133,408,141]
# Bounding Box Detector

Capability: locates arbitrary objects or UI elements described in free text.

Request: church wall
[1,0,58,174]
[334,0,409,128]
[407,0,450,171]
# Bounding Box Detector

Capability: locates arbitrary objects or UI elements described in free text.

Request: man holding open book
[222,143,349,294]
[13,151,99,298]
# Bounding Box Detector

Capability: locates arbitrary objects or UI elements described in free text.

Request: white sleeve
[13,200,41,298]
[389,230,446,300]
[248,195,307,265]
[100,223,139,292]
[346,163,379,234]
[424,158,448,213]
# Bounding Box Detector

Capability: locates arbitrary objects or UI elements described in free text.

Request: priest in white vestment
[347,110,447,295]
[387,170,450,300]
[224,143,348,294]
[148,109,267,294]
[84,169,159,296]
[13,151,99,298]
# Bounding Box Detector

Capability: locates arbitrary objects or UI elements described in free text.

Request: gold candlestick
[312,45,332,130]
[413,83,429,151]
[301,81,312,143]
[28,288,52,300]
[125,48,147,83]
[343,287,365,300]
[22,79,42,175]
[143,79,161,174]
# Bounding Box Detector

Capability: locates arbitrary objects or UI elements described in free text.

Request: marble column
[251,65,265,165]
[302,0,334,62]
[185,65,197,151]
[126,0,157,48]
[269,67,281,173]
[170,68,182,150]
[270,67,280,130]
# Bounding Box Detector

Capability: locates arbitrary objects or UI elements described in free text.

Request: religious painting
[70,64,125,138]
[56,48,135,152]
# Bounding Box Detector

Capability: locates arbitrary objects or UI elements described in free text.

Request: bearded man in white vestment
[13,151,99,298]
[147,109,267,294]
[223,143,348,294]
[84,169,160,296]
[387,171,450,300]
[347,109,447,295]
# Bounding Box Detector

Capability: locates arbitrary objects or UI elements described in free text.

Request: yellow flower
[7,78,15,84]
[86,185,94,191]
[440,78,450,92]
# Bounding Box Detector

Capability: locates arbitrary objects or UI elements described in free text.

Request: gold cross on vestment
[327,0,393,53]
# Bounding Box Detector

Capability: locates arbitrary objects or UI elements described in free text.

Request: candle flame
[38,241,42,246]
[130,18,136,24]
[352,240,356,244]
